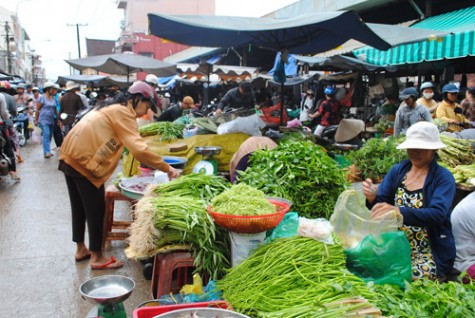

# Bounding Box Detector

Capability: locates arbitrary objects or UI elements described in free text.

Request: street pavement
[0,141,151,317]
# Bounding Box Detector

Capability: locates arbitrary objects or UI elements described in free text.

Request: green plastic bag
[265,212,299,243]
[345,231,412,288]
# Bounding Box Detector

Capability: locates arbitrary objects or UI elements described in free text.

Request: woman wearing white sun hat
[362,121,456,281]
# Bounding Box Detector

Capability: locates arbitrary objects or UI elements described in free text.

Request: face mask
[423,92,434,99]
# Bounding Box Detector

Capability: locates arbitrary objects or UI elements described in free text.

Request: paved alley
[0,142,151,317]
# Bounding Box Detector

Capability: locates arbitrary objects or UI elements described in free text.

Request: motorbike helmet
[144,74,159,86]
[0,81,11,89]
[128,81,159,113]
[324,86,336,95]
[399,87,418,100]
[420,82,435,92]
[442,83,459,94]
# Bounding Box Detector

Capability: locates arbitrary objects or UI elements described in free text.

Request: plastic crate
[133,301,229,318]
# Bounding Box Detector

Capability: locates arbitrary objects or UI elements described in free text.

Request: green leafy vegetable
[217,236,375,317]
[210,183,275,216]
[238,141,347,218]
[348,137,407,182]
[139,122,185,141]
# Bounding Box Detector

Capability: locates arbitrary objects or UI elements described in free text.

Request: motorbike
[12,106,29,147]
[0,127,13,176]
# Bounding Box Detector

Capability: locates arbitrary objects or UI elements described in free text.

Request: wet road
[0,142,151,317]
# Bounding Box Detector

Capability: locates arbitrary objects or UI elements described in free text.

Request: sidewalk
[0,142,150,317]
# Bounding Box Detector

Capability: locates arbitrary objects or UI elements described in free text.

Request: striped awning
[353,6,475,66]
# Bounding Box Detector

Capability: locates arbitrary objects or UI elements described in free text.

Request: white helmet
[145,74,158,86]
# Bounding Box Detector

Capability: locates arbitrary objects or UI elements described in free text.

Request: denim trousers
[39,122,53,155]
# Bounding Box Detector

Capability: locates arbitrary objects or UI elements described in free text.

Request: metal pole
[76,24,81,58]
[5,22,12,74]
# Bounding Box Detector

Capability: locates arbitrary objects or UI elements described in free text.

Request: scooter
[0,129,13,176]
[12,106,29,147]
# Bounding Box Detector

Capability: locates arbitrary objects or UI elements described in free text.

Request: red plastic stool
[150,250,196,299]
[103,184,136,249]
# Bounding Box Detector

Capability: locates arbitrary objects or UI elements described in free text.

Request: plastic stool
[103,184,136,249]
[150,250,195,299]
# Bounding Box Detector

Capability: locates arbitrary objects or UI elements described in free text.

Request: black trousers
[64,174,105,251]
[52,121,63,147]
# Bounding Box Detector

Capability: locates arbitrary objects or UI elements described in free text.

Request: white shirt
[451,192,475,272]
[299,97,314,122]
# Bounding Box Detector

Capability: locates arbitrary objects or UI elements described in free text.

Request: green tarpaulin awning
[353,6,475,66]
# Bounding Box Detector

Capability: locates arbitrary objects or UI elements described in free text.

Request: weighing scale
[80,275,135,318]
[193,146,222,175]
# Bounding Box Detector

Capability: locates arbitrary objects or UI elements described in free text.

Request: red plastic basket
[207,199,290,234]
[133,301,229,318]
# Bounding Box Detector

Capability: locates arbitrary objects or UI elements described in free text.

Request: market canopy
[177,63,259,77]
[65,52,176,80]
[353,6,474,66]
[56,74,132,88]
[293,55,397,73]
[148,11,392,54]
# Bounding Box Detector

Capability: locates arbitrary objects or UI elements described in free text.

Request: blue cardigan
[368,159,456,276]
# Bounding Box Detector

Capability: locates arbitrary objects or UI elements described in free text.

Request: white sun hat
[396,121,446,150]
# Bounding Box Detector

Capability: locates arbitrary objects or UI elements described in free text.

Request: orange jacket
[59,103,170,188]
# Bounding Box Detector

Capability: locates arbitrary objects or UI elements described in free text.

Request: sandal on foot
[91,256,124,270]
[75,253,91,262]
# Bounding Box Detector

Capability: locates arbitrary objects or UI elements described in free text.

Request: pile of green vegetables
[371,280,475,317]
[138,122,185,141]
[438,135,475,167]
[217,236,377,317]
[210,183,275,216]
[238,141,347,218]
[348,137,407,182]
[126,174,231,279]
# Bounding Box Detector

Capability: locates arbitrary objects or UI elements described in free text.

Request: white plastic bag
[229,231,266,267]
[32,126,42,144]
[217,114,265,136]
[298,218,334,244]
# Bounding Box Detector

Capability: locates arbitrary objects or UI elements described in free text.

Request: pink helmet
[128,81,158,113]
[0,81,11,89]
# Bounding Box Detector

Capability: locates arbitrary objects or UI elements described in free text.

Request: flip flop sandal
[91,256,124,270]
[75,253,92,262]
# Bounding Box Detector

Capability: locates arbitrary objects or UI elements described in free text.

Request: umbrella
[65,52,176,83]
[56,74,133,88]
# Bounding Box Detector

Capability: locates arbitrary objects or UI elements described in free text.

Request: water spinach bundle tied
[438,134,475,168]
[238,141,347,218]
[210,183,275,216]
[138,121,185,141]
[217,236,378,317]
[126,174,231,279]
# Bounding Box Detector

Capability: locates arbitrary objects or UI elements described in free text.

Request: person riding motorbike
[0,93,20,181]
[310,86,341,137]
[417,82,438,118]
[436,83,469,132]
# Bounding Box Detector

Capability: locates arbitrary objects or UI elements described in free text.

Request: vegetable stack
[138,122,185,141]
[238,141,347,218]
[438,135,475,168]
[126,174,231,279]
[348,137,407,182]
[217,236,378,317]
[372,280,475,317]
[211,183,275,216]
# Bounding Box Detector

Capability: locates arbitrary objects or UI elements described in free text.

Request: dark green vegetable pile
[238,141,347,218]
[371,280,475,317]
[138,122,185,141]
[348,137,407,182]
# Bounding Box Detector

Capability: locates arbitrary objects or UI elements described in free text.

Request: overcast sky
[0,0,298,81]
